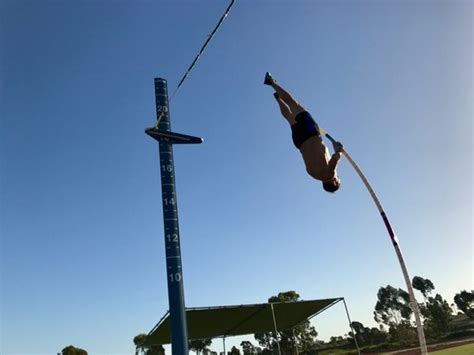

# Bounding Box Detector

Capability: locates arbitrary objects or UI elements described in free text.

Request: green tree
[366,327,388,345]
[61,345,88,355]
[147,345,165,355]
[132,334,165,355]
[189,339,212,355]
[133,334,147,355]
[412,276,435,300]
[254,291,318,354]
[420,294,453,339]
[388,320,417,346]
[328,336,345,346]
[374,285,412,328]
[229,346,241,355]
[350,321,367,346]
[240,341,256,355]
[454,290,474,319]
[348,321,387,347]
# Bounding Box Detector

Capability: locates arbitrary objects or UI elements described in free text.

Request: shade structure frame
[145,298,344,346]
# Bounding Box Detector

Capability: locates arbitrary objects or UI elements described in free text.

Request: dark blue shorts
[291,111,320,149]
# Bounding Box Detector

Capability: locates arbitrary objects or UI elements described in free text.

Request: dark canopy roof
[145,298,342,346]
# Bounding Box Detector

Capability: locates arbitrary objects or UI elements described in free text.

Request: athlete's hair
[322,180,340,193]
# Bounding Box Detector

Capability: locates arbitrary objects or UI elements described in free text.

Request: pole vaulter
[264,72,428,354]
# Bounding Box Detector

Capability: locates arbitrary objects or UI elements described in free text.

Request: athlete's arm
[327,152,342,173]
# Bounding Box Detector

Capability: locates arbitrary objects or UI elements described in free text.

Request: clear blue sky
[1,0,472,354]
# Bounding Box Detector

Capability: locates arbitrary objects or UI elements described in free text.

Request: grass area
[316,341,474,354]
[431,343,474,355]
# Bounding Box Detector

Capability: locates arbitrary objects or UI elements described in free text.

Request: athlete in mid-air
[264,72,343,193]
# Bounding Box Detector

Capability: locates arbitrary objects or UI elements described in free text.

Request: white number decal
[166,233,179,242]
[163,198,175,206]
[169,272,182,282]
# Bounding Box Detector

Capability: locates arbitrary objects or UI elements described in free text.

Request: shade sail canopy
[145,298,342,346]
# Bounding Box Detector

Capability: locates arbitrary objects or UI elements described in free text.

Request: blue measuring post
[147,78,201,355]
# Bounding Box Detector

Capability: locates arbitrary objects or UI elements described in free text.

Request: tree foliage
[454,290,474,319]
[61,345,88,355]
[412,276,435,299]
[189,339,212,355]
[133,334,147,355]
[132,334,164,355]
[420,294,453,339]
[229,345,241,355]
[328,335,346,346]
[240,341,256,355]
[146,345,165,355]
[374,285,412,327]
[254,291,318,353]
[348,321,387,347]
[388,320,417,345]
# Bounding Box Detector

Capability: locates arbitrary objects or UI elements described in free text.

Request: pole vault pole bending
[264,73,428,355]
[321,129,428,354]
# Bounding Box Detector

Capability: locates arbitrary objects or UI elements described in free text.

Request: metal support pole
[151,78,189,354]
[343,298,361,355]
[223,336,226,355]
[270,303,282,355]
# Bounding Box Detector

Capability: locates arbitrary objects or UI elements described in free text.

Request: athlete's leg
[273,93,296,125]
[270,81,306,117]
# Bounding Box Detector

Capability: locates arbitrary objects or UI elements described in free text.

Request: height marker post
[145,78,203,355]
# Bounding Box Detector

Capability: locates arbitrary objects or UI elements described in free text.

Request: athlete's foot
[264,72,275,85]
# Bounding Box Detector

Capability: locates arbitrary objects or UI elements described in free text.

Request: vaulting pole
[319,128,428,355]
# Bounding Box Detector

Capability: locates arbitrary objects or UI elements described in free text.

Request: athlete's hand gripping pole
[319,127,344,153]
